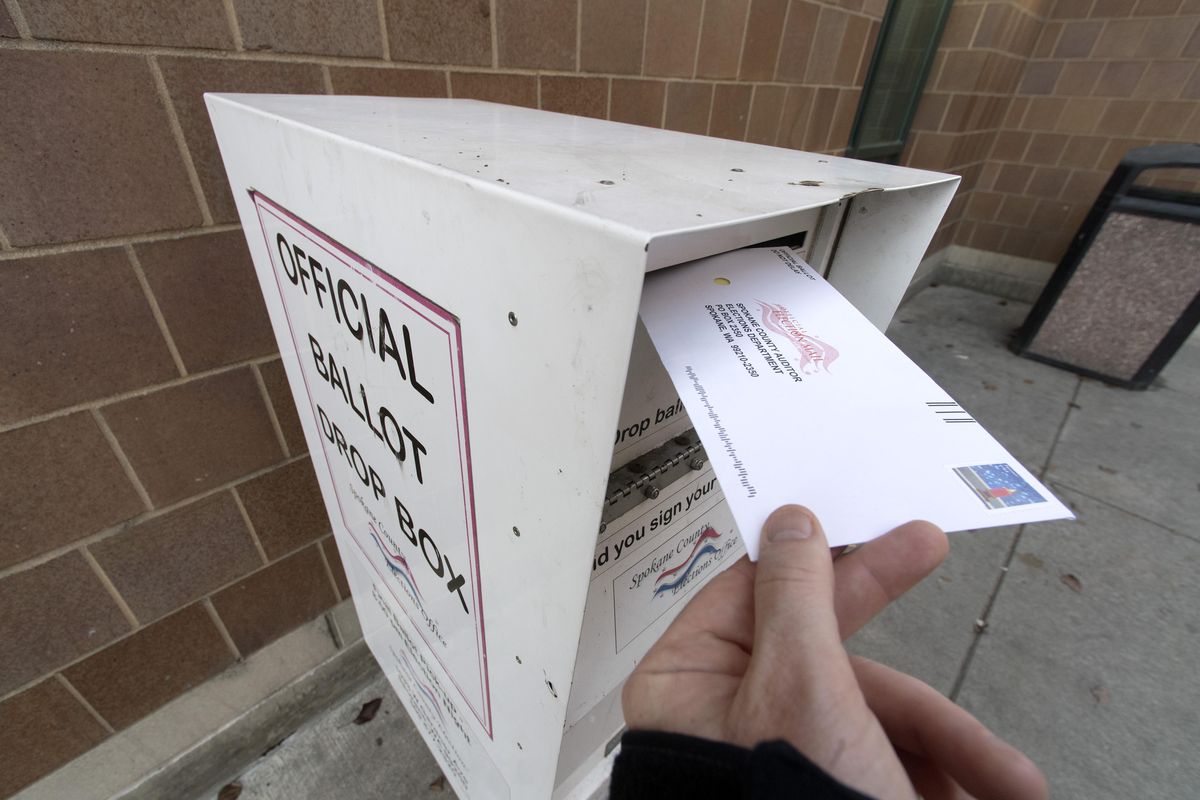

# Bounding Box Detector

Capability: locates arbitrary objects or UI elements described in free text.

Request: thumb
[752,505,844,665]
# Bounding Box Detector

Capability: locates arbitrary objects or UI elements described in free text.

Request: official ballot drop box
[207,96,958,799]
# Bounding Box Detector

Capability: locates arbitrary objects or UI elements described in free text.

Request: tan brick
[329,66,447,97]
[450,72,538,107]
[1062,169,1110,203]
[234,0,383,57]
[1133,0,1185,15]
[0,4,17,36]
[1011,9,1044,55]
[238,458,331,559]
[580,0,646,74]
[971,222,1008,252]
[709,83,753,141]
[1053,19,1103,57]
[984,52,1025,94]
[832,13,870,87]
[1025,132,1071,164]
[772,85,811,151]
[940,3,983,48]
[1056,96,1108,133]
[212,544,337,655]
[1059,134,1110,169]
[0,679,109,797]
[998,227,1038,259]
[1052,0,1096,19]
[938,50,990,93]
[259,359,307,455]
[696,0,750,79]
[1135,61,1195,99]
[907,131,956,171]
[382,0,492,66]
[102,369,283,507]
[135,231,275,373]
[861,0,887,17]
[980,95,1009,128]
[91,492,261,622]
[966,190,1004,221]
[1022,96,1065,130]
[1092,61,1147,97]
[1135,17,1195,57]
[0,249,177,423]
[0,414,142,570]
[804,87,841,152]
[973,3,1013,49]
[645,0,704,77]
[664,81,713,135]
[774,0,820,82]
[496,0,576,69]
[911,92,949,132]
[323,537,352,599]
[0,51,202,246]
[1019,60,1064,95]
[1185,20,1200,56]
[805,6,850,86]
[828,88,860,152]
[1137,100,1196,136]
[1092,0,1133,15]
[953,220,977,247]
[20,0,233,47]
[1060,61,1104,95]
[157,57,325,223]
[540,76,608,119]
[1027,165,1072,198]
[610,79,666,127]
[1092,18,1150,57]
[1004,96,1031,127]
[738,0,788,80]
[1033,21,1063,58]
[1097,99,1150,135]
[1100,136,1154,169]
[64,603,233,729]
[857,19,881,84]
[992,130,1032,161]
[745,85,786,145]
[1183,65,1200,99]
[0,553,130,694]
[995,163,1035,193]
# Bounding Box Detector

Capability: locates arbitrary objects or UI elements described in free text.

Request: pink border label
[250,192,492,736]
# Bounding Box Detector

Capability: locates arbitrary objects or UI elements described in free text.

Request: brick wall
[909,0,1200,266]
[0,1,886,795]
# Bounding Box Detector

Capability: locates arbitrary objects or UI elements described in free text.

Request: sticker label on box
[252,193,491,735]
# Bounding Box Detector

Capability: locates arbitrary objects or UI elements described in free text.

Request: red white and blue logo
[368,523,424,604]
[654,527,722,597]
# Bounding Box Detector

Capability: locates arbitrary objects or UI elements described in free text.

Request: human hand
[622,505,1047,800]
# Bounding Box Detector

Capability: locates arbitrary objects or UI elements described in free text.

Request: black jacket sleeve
[609,730,877,800]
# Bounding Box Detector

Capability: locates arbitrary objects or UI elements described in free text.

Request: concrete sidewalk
[211,285,1200,800]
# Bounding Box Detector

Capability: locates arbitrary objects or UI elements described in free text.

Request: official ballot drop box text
[207,96,958,800]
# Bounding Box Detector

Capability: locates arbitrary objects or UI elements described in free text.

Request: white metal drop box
[208,96,957,800]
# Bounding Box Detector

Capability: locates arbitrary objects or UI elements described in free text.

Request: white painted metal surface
[207,96,957,800]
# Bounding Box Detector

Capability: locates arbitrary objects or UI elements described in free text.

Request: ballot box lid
[208,95,955,267]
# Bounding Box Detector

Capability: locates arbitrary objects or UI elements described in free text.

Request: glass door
[847,0,954,163]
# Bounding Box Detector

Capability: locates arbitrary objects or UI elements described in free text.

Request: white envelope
[639,247,1074,557]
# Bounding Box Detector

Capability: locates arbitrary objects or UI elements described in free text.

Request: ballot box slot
[602,428,707,526]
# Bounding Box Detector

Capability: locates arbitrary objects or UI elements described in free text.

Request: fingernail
[766,512,813,543]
